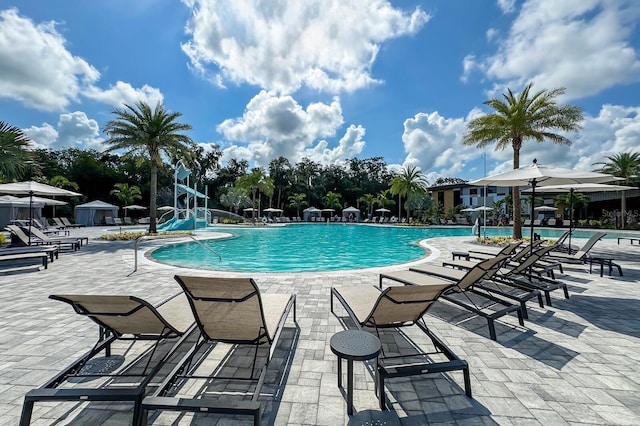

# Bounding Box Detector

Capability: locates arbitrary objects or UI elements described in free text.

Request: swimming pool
[149,224,589,273]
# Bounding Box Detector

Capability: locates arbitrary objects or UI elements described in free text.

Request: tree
[462,83,583,238]
[269,156,293,209]
[110,183,142,215]
[357,193,377,219]
[389,166,427,221]
[288,193,307,218]
[103,101,194,232]
[236,168,274,222]
[593,151,640,228]
[219,187,251,214]
[554,192,590,221]
[0,121,32,182]
[323,191,342,210]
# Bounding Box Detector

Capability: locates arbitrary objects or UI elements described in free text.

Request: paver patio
[1,226,639,425]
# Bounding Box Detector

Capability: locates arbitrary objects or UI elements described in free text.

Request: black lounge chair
[330,281,471,411]
[20,293,196,426]
[381,255,525,341]
[141,276,297,426]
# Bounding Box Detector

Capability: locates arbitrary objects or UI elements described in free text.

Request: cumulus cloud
[467,0,640,100]
[496,0,516,14]
[83,81,164,108]
[217,91,364,167]
[0,8,100,111]
[398,104,640,181]
[400,111,479,177]
[23,111,104,150]
[0,8,164,112]
[181,0,430,93]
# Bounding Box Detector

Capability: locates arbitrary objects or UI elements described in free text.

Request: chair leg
[19,398,34,426]
[537,292,544,308]
[463,366,472,398]
[488,319,497,341]
[517,308,524,326]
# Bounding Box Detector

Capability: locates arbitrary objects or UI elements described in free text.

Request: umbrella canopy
[526,183,636,248]
[17,196,67,206]
[460,207,476,212]
[0,181,82,243]
[304,206,321,212]
[469,160,619,245]
[343,206,359,212]
[375,208,391,213]
[263,208,283,212]
[321,208,335,212]
[123,204,147,210]
[533,206,557,211]
[157,206,175,211]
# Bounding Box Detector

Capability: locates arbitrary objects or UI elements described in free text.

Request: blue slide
[157,217,196,231]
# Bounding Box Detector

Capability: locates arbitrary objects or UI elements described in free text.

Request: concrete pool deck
[1,225,640,425]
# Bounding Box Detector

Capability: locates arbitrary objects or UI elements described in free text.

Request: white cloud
[181,0,430,93]
[401,111,478,177]
[0,8,100,111]
[497,0,516,14]
[398,103,640,181]
[83,81,164,108]
[0,8,164,113]
[469,0,640,100]
[23,111,104,150]
[217,90,364,167]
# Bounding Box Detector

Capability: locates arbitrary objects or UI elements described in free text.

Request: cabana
[0,195,43,228]
[74,200,119,226]
[303,206,322,222]
[342,206,361,222]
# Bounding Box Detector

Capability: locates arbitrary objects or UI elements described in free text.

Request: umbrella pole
[529,180,536,250]
[28,191,33,245]
[568,188,574,252]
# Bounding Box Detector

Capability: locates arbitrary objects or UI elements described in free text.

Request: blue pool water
[149,224,594,273]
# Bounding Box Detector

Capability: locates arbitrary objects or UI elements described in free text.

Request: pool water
[149,224,588,273]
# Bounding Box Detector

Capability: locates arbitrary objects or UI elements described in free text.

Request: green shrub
[100,231,193,241]
[589,220,600,227]
[0,233,7,244]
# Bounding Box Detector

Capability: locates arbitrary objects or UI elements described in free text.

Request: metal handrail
[129,233,221,276]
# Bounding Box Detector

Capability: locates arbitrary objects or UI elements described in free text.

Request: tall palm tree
[103,101,194,233]
[0,121,32,182]
[463,83,583,238]
[288,193,307,218]
[389,166,428,221]
[219,187,251,215]
[323,191,342,210]
[593,151,640,228]
[236,169,274,222]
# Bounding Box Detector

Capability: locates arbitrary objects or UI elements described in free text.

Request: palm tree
[357,193,376,219]
[288,193,307,218]
[236,169,274,222]
[0,121,32,182]
[103,101,194,233]
[463,83,583,238]
[554,192,590,222]
[323,191,342,210]
[110,183,142,216]
[389,166,428,221]
[593,152,640,228]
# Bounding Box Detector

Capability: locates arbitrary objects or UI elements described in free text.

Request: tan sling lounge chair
[20,293,196,426]
[381,255,525,341]
[331,282,471,410]
[141,276,297,426]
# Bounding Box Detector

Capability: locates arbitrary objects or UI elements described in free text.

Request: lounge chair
[27,226,85,250]
[105,216,115,225]
[330,282,471,410]
[141,276,297,425]
[113,217,123,226]
[6,225,48,248]
[1,245,59,263]
[440,245,566,308]
[20,293,196,426]
[60,217,84,228]
[51,217,68,230]
[31,218,69,236]
[467,240,523,261]
[547,232,606,263]
[547,218,556,227]
[381,255,525,341]
[124,216,134,225]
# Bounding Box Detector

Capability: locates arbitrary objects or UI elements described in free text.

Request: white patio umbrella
[468,159,619,247]
[375,207,391,218]
[16,196,67,206]
[123,204,147,217]
[525,183,636,249]
[157,206,175,211]
[0,181,82,244]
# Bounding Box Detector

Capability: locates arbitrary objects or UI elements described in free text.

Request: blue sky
[1,0,639,183]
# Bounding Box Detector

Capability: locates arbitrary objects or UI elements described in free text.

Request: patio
[1,227,639,425]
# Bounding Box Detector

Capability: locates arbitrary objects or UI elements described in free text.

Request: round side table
[330,330,381,415]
